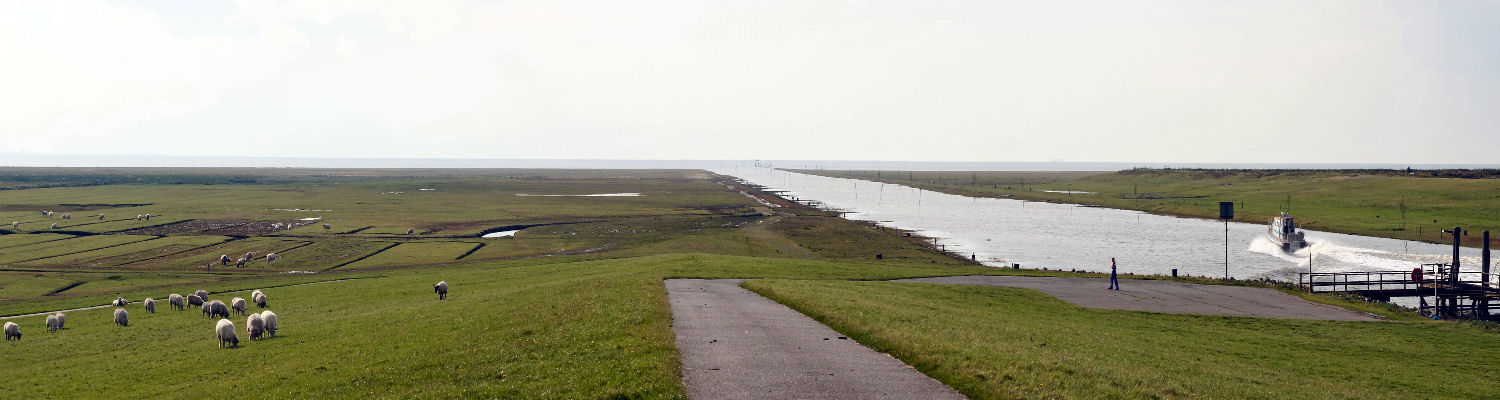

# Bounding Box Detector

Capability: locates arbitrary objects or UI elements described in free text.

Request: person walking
[1108,258,1120,290]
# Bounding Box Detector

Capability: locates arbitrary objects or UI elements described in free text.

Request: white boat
[1267,212,1308,251]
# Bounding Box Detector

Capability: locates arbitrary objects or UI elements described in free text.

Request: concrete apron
[666,279,966,400]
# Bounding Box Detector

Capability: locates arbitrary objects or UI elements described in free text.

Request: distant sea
[0,154,1496,171]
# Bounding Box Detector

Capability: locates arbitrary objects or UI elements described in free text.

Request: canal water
[715,167,1493,283]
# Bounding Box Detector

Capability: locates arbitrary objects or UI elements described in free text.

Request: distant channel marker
[666,279,966,400]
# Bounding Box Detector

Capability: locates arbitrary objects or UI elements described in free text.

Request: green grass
[19,235,231,267]
[0,253,990,398]
[0,235,159,264]
[0,232,74,249]
[743,279,1500,399]
[796,169,1500,247]
[340,241,482,269]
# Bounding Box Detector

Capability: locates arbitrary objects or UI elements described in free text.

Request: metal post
[1452,227,1462,283]
[1224,219,1229,279]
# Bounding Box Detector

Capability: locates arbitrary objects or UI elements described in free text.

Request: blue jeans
[1109,271,1119,290]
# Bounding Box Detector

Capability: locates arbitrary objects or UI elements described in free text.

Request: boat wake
[1247,235,1456,272]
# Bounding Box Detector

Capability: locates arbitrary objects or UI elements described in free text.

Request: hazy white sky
[2,1,1497,163]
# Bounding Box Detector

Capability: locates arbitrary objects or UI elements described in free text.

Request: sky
[2,1,1498,164]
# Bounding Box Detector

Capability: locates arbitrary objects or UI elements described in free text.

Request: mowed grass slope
[2,254,992,398]
[743,280,1500,399]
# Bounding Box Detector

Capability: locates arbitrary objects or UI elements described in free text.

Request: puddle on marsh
[482,230,520,238]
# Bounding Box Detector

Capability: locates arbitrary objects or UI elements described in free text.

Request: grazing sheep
[62,213,70,220]
[247,313,265,340]
[235,257,247,268]
[144,214,151,220]
[231,297,246,315]
[10,222,17,229]
[50,223,57,229]
[169,294,184,310]
[195,290,210,301]
[322,224,331,230]
[144,298,156,314]
[244,252,257,260]
[202,301,213,317]
[54,313,65,330]
[265,253,277,264]
[114,308,129,327]
[98,214,105,220]
[407,228,414,235]
[111,297,128,307]
[251,289,263,299]
[260,310,278,338]
[215,319,239,348]
[208,300,230,319]
[187,294,204,307]
[46,315,59,333]
[4,321,19,340]
[434,281,448,300]
[136,214,143,220]
[253,292,267,308]
[219,255,231,265]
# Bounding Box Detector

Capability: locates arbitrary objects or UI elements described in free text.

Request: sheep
[219,255,231,265]
[265,253,277,264]
[215,319,239,348]
[247,313,265,340]
[46,314,59,333]
[4,321,19,340]
[54,312,65,330]
[195,290,210,301]
[434,281,448,300]
[260,310,278,338]
[187,294,204,307]
[169,294,185,311]
[244,251,257,261]
[407,228,414,235]
[144,298,156,314]
[111,297,128,307]
[251,289,263,300]
[10,221,17,229]
[235,257,248,268]
[136,214,143,220]
[231,297,246,316]
[50,223,57,229]
[253,292,267,308]
[206,300,230,319]
[201,301,213,317]
[97,213,105,220]
[322,224,331,230]
[62,213,70,220]
[144,214,151,220]
[114,308,129,327]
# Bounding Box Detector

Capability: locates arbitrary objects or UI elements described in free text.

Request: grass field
[3,167,1497,398]
[744,279,1500,399]
[793,168,1500,247]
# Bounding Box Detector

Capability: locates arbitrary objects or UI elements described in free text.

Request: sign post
[1220,202,1234,279]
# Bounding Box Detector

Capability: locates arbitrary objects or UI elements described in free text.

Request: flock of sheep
[6,281,450,348]
[215,252,277,269]
[10,212,151,231]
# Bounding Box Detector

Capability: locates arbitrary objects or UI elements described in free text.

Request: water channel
[715,167,1493,283]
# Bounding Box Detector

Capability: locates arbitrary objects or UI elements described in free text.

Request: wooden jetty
[1298,227,1496,320]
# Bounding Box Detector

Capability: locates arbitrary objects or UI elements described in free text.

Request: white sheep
[111,297,128,307]
[169,294,185,311]
[434,281,448,300]
[231,297,247,316]
[322,224,331,230]
[251,289,263,299]
[246,313,265,340]
[4,321,19,340]
[144,298,156,314]
[54,312,65,330]
[144,214,151,220]
[244,252,257,260]
[136,214,143,220]
[114,308,129,327]
[206,300,230,319]
[253,292,267,308]
[219,255,231,265]
[195,289,210,301]
[215,319,239,348]
[62,213,70,220]
[187,294,204,307]
[10,222,17,229]
[98,213,105,220]
[235,257,248,268]
[407,228,414,235]
[265,253,277,264]
[46,314,59,333]
[50,223,57,229]
[260,310,278,338]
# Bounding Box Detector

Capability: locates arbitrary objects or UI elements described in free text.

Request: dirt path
[896,275,1376,321]
[667,279,965,400]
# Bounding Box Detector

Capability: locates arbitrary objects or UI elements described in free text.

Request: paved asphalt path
[667,279,966,400]
[895,275,1376,321]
